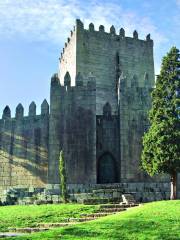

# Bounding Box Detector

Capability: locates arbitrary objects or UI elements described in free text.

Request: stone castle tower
[0,19,159,201]
[48,19,154,185]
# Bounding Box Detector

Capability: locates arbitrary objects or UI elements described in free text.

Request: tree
[141,47,180,200]
[59,150,68,203]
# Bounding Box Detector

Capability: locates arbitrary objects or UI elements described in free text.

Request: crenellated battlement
[55,69,151,90]
[59,26,76,63]
[1,99,49,121]
[118,71,152,90]
[59,18,154,91]
[59,19,153,65]
[75,19,152,41]
[51,71,96,91]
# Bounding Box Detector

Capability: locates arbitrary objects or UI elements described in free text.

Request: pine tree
[141,47,180,200]
[59,150,68,203]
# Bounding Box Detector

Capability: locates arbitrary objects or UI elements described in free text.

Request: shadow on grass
[58,217,180,240]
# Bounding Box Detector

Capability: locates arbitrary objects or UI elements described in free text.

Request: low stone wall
[1,181,179,205]
[66,182,176,202]
[0,187,61,205]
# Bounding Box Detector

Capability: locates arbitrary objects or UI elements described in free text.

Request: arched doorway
[97,153,117,183]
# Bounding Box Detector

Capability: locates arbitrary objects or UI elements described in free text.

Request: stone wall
[58,20,154,115]
[48,73,96,184]
[0,100,49,199]
[65,182,178,202]
[48,74,62,184]
[53,19,156,184]
[119,74,152,181]
[57,19,156,184]
[59,26,77,86]
[75,20,154,115]
[96,107,120,183]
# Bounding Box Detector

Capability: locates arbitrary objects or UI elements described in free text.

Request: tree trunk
[170,171,177,200]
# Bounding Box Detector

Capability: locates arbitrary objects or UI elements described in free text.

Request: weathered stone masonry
[51,19,155,184]
[0,100,49,196]
[0,19,179,202]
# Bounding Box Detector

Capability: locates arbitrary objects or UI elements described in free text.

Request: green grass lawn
[1,201,180,240]
[0,204,98,232]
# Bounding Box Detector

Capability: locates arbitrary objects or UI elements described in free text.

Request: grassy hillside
[0,204,98,232]
[1,201,180,240]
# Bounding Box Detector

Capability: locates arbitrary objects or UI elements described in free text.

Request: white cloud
[0,0,166,48]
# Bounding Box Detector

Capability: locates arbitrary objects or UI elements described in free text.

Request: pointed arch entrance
[97,152,117,184]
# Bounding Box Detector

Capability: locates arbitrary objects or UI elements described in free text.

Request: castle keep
[0,20,175,203]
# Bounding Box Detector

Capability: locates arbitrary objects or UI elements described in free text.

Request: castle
[0,20,175,203]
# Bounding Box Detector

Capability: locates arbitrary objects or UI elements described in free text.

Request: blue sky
[0,0,180,115]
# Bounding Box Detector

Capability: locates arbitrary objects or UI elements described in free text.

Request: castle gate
[97,153,117,183]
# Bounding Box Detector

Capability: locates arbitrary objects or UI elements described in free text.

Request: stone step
[99,203,139,209]
[63,217,97,222]
[74,193,122,202]
[120,203,139,207]
[80,212,114,218]
[100,204,126,209]
[92,184,123,190]
[37,222,75,228]
[8,218,98,234]
[92,189,122,194]
[80,198,109,205]
[98,208,126,213]
[0,233,25,238]
[8,227,50,233]
[83,197,122,205]
[73,193,94,198]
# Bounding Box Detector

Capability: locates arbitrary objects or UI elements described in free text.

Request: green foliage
[5,201,180,240]
[59,150,68,203]
[141,47,180,176]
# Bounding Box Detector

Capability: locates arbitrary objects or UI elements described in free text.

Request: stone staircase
[1,186,140,236]
[7,201,139,234]
[70,185,124,204]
